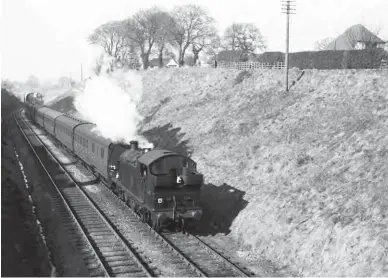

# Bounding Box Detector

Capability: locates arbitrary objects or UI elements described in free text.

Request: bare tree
[314,37,333,50]
[154,12,175,68]
[124,7,170,69]
[88,20,127,60]
[170,5,216,66]
[383,42,388,51]
[191,27,219,66]
[223,23,267,57]
[93,53,105,75]
[1,79,14,91]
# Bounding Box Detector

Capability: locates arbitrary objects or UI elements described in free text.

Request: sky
[1,0,388,82]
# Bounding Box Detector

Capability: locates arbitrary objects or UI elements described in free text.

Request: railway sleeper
[110,266,143,274]
[100,251,129,257]
[104,255,129,262]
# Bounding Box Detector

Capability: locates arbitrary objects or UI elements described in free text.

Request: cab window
[150,156,195,175]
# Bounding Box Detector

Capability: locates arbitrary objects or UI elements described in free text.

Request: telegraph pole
[282,0,295,92]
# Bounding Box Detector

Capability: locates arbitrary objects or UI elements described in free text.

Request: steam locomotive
[24,93,203,232]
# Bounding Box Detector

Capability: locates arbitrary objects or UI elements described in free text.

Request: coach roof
[74,123,112,146]
[42,108,64,120]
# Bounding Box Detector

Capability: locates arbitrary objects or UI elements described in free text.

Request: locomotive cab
[139,150,204,225]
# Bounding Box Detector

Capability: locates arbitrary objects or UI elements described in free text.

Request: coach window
[92,143,95,153]
[101,148,104,159]
[86,140,88,148]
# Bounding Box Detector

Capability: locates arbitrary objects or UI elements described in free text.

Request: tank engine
[24,93,203,232]
[25,92,44,105]
[108,141,203,231]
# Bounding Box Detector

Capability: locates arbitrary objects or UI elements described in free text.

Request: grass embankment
[139,68,388,276]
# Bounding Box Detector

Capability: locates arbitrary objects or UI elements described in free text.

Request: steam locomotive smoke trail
[73,64,153,148]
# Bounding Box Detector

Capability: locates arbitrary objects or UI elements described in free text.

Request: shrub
[234,70,252,85]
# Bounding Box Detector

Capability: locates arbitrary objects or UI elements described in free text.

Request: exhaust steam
[73,58,153,148]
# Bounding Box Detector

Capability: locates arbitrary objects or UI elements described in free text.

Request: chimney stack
[130,140,139,150]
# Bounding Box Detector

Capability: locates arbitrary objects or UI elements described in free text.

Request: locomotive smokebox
[130,140,139,150]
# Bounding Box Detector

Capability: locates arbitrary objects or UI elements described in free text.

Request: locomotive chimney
[130,140,139,150]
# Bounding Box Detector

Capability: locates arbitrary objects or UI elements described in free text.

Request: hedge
[254,49,388,69]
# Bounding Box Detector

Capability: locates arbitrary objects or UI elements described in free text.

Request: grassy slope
[139,68,388,276]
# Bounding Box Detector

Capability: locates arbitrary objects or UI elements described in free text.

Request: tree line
[88,4,267,70]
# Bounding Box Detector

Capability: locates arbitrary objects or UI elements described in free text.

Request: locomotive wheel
[121,192,126,203]
[146,212,151,224]
[140,209,146,223]
[153,218,161,232]
[181,218,186,234]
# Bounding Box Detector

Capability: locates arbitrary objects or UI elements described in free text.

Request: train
[24,92,203,232]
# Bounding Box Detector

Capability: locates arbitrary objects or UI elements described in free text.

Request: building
[325,24,386,51]
[165,58,178,68]
[149,58,178,68]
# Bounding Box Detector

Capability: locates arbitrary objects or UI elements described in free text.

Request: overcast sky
[1,0,388,82]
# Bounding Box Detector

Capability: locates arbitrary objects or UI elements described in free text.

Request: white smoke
[73,58,153,148]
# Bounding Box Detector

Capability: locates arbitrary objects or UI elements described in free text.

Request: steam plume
[73,58,153,148]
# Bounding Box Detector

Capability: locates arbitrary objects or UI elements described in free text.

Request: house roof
[326,24,386,50]
[166,58,178,67]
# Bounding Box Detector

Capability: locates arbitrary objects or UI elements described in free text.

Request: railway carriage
[42,109,63,136]
[34,107,51,127]
[54,115,86,151]
[54,116,76,151]
[73,123,112,177]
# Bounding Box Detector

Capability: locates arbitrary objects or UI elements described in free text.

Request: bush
[234,70,252,85]
[255,49,387,69]
[289,49,387,69]
[256,52,285,63]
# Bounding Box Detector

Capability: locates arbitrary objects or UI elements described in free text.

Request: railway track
[18,108,254,277]
[162,232,252,277]
[15,110,152,277]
